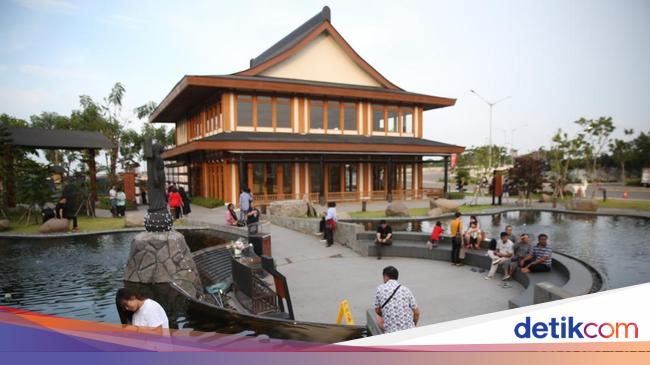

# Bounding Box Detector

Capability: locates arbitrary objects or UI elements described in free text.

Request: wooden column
[319,155,325,205]
[387,157,393,202]
[88,149,97,202]
[443,155,449,198]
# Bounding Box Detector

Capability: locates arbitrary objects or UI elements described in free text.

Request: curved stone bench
[356,232,597,308]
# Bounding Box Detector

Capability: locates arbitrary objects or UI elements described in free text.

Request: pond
[0,229,229,325]
[357,211,650,290]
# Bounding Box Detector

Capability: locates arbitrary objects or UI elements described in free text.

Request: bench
[231,256,279,315]
[356,232,596,308]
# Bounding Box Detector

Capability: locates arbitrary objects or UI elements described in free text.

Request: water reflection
[0,230,228,324]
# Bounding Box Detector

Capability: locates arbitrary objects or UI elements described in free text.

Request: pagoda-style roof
[150,6,456,124]
[6,127,113,150]
[161,132,464,159]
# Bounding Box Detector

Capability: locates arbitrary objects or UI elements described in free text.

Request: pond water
[359,211,650,290]
[0,230,229,325]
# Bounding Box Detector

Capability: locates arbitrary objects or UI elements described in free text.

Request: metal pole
[488,104,493,171]
[443,156,449,198]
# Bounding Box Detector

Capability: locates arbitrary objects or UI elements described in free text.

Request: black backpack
[41,207,55,223]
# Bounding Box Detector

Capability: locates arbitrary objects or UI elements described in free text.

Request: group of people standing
[109,182,191,220]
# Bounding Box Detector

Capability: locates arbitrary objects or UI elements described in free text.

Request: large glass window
[373,164,385,191]
[343,102,357,131]
[309,164,321,193]
[327,101,340,130]
[276,97,291,128]
[265,164,278,195]
[237,95,253,127]
[373,105,385,132]
[310,100,324,129]
[402,107,413,134]
[328,163,341,193]
[282,163,293,194]
[257,96,272,128]
[252,163,264,195]
[345,164,357,192]
[388,108,398,133]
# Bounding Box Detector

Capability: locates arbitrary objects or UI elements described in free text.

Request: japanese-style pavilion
[151,6,464,205]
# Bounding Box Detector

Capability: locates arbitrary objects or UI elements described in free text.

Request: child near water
[427,221,444,250]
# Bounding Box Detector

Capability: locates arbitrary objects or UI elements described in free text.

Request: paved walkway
[182,203,524,326]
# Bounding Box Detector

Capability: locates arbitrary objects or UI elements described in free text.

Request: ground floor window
[328,163,342,192]
[282,162,292,195]
[373,164,385,191]
[345,164,357,192]
[309,163,321,194]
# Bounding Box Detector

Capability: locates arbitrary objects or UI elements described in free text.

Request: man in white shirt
[109,186,117,218]
[485,231,514,280]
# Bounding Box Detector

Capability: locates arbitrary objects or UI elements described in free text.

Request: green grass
[4,215,187,234]
[599,199,650,211]
[458,204,494,213]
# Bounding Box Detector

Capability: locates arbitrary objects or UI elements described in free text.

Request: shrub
[191,196,225,209]
[446,192,465,200]
[625,178,641,187]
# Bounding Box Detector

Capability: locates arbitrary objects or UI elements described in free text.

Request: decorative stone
[385,202,410,217]
[268,200,309,218]
[124,211,145,228]
[427,208,444,218]
[38,218,69,233]
[429,198,461,213]
[0,219,9,231]
[144,210,173,232]
[124,230,202,298]
[565,198,599,212]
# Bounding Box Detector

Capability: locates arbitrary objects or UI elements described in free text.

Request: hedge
[446,192,465,200]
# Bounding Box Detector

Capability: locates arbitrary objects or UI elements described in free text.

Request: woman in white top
[324,201,337,247]
[116,288,169,329]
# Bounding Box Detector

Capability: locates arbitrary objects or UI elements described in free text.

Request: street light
[470,89,511,170]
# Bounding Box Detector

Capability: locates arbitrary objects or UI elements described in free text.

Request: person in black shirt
[246,202,261,225]
[54,196,78,231]
[375,220,393,260]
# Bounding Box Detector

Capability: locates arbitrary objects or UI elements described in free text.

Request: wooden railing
[251,189,444,204]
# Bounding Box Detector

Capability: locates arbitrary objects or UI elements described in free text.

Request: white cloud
[13,0,77,14]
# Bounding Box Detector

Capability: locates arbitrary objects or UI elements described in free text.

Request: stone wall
[264,215,364,252]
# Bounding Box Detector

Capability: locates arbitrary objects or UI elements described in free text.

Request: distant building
[151,7,464,205]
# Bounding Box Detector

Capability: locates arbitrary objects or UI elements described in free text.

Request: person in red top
[168,187,183,220]
[427,221,444,250]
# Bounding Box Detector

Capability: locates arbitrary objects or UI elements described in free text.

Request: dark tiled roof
[6,127,114,150]
[250,6,331,68]
[200,131,461,148]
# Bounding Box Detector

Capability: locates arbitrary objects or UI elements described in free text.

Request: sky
[0,0,649,154]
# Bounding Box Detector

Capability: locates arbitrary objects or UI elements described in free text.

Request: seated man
[375,220,393,260]
[246,202,261,226]
[504,233,533,280]
[485,231,513,280]
[521,233,552,273]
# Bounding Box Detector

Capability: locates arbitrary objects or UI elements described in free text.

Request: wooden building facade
[151,7,464,205]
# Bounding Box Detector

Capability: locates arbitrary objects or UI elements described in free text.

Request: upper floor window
[343,102,357,131]
[237,95,253,127]
[372,105,385,132]
[401,107,413,134]
[327,101,340,130]
[276,97,291,129]
[257,96,273,128]
[310,100,324,129]
[387,107,398,133]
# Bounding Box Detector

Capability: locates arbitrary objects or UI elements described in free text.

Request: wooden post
[443,155,449,199]
[319,155,325,205]
[88,149,97,203]
[387,157,393,202]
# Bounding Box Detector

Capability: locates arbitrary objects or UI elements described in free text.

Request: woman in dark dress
[179,186,191,216]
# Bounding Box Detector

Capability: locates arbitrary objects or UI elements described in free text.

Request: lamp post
[470,90,511,171]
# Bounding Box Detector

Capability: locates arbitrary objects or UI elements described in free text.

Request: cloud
[17,64,103,81]
[13,0,77,14]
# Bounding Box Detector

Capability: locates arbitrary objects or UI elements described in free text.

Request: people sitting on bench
[375,220,393,260]
[505,233,533,279]
[521,233,553,273]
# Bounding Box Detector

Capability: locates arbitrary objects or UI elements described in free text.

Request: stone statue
[143,139,172,232]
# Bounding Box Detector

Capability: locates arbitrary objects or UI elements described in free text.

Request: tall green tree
[0,114,29,212]
[29,112,79,176]
[508,155,545,205]
[609,129,635,183]
[549,129,585,204]
[575,117,615,178]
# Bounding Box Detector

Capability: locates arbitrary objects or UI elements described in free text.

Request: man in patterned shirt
[374,266,420,333]
[521,233,553,273]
